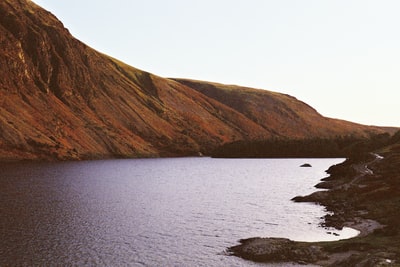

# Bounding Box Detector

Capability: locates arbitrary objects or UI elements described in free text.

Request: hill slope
[174,79,388,138]
[0,0,392,160]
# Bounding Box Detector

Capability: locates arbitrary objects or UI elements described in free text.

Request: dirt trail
[346,153,383,188]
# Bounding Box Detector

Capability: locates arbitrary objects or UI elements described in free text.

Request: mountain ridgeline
[0,0,396,161]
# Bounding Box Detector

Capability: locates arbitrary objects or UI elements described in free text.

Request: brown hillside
[174,79,392,138]
[0,0,393,160]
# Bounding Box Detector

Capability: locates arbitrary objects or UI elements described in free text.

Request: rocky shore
[228,150,400,266]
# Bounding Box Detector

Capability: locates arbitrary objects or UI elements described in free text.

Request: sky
[31,0,400,127]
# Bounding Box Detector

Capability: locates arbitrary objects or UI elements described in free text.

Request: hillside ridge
[0,0,394,160]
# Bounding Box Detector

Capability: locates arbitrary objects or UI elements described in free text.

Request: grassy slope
[174,79,395,138]
[0,0,396,161]
[0,0,269,160]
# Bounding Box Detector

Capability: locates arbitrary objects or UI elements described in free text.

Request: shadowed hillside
[0,0,394,160]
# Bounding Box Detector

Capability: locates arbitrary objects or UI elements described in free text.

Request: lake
[0,158,359,266]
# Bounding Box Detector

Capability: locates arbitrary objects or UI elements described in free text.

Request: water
[0,158,358,266]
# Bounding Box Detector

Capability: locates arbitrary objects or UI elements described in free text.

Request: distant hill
[173,79,395,138]
[0,0,395,160]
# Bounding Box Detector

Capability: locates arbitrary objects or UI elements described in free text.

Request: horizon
[32,0,400,127]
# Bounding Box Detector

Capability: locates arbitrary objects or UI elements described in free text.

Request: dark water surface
[0,158,358,266]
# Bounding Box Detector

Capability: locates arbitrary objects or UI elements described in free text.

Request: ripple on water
[0,158,355,266]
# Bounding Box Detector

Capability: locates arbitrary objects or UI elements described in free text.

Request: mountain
[0,0,394,161]
[173,79,391,138]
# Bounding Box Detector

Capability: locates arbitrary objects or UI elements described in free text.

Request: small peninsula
[228,142,400,266]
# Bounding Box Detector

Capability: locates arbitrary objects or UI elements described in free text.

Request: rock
[300,163,312,167]
[228,237,326,264]
[291,190,328,203]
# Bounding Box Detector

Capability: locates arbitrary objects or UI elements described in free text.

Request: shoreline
[342,219,382,238]
[228,153,400,266]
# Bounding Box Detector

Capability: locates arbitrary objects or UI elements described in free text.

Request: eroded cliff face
[0,0,390,160]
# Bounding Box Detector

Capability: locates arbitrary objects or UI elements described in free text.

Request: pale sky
[32,0,400,127]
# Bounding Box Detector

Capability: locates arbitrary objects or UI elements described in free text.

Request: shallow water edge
[228,154,395,266]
